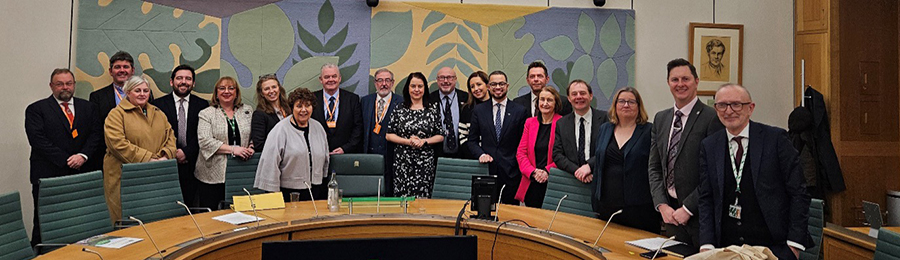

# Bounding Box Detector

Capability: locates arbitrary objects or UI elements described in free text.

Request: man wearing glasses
[312,63,363,155]
[361,68,403,195]
[468,70,528,204]
[648,58,723,250]
[697,84,812,260]
[429,67,469,159]
[512,61,572,116]
[552,80,608,183]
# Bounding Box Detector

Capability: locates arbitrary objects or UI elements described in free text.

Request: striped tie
[665,110,684,197]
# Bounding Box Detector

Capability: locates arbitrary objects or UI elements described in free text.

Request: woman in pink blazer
[515,87,563,207]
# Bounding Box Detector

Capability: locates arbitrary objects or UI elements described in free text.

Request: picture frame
[689,23,743,96]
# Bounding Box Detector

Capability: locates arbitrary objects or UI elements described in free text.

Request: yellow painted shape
[98,0,112,7]
[74,52,113,92]
[405,2,546,27]
[197,15,222,78]
[141,2,152,14]
[173,8,183,18]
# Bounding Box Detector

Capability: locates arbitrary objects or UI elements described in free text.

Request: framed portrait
[689,23,743,95]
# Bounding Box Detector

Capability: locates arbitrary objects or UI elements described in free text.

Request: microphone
[82,248,104,260]
[454,200,471,236]
[593,209,623,246]
[546,195,568,232]
[176,201,205,239]
[494,184,507,221]
[303,181,319,217]
[651,236,677,260]
[242,188,261,228]
[377,177,382,213]
[129,216,164,260]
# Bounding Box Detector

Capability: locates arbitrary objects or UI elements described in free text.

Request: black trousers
[197,182,225,210]
[30,182,41,246]
[664,196,700,249]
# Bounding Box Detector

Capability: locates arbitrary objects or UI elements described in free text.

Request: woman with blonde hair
[250,74,290,150]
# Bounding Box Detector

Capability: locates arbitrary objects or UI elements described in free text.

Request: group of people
[26,50,812,259]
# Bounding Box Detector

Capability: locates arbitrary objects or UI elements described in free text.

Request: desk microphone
[303,182,319,217]
[377,177,382,213]
[129,216,164,260]
[546,195,568,232]
[494,184,507,221]
[651,236,677,260]
[593,209,623,246]
[82,248,104,260]
[454,200,471,236]
[242,188,261,228]
[176,201,205,239]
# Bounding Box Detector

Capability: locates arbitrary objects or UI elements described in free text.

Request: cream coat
[195,105,253,184]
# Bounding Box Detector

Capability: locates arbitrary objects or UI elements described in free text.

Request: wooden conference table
[822,223,899,260]
[36,199,673,260]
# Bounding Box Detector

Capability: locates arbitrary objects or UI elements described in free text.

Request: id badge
[327,120,337,128]
[373,124,381,134]
[71,129,79,138]
[728,204,742,219]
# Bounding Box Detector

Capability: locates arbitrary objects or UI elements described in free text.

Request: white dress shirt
[574,109,593,160]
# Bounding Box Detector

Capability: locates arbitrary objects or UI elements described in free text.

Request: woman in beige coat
[104,75,177,222]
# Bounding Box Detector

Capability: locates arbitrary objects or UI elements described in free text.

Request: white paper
[626,237,685,251]
[213,212,264,225]
[75,235,143,249]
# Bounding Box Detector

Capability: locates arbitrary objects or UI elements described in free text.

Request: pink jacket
[515,114,562,202]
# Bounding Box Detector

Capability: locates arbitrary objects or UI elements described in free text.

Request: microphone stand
[651,236,677,260]
[242,188,261,228]
[176,201,205,239]
[593,209,623,246]
[129,216,164,260]
[82,248,104,260]
[303,182,319,217]
[546,195,568,232]
[377,177,382,213]
[494,184,506,221]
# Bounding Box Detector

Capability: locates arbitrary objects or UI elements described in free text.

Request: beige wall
[0,0,793,238]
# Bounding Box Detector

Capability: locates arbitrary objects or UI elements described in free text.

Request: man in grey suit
[552,79,608,183]
[648,58,723,249]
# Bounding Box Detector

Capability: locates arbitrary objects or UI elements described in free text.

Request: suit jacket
[150,94,209,177]
[697,121,813,249]
[89,84,119,122]
[592,122,653,207]
[25,96,103,183]
[250,110,282,151]
[512,92,573,116]
[361,93,403,154]
[312,89,363,153]
[514,114,562,201]
[552,108,609,174]
[648,101,723,214]
[195,105,253,184]
[429,89,469,158]
[803,87,845,192]
[467,99,528,184]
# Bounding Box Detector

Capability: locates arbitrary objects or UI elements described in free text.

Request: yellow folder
[231,192,285,212]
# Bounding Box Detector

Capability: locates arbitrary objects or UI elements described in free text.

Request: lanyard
[728,137,748,193]
[375,95,391,124]
[114,86,124,103]
[324,94,338,120]
[220,108,238,142]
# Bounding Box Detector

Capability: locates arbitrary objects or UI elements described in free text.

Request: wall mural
[75,0,634,109]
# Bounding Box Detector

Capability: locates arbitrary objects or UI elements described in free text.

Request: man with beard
[468,70,528,204]
[361,68,403,195]
[512,61,572,117]
[25,68,103,245]
[151,64,209,206]
[312,63,363,155]
[429,67,468,158]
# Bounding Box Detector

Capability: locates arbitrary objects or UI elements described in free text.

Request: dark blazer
[150,94,209,175]
[312,89,363,153]
[25,96,103,183]
[361,93,403,154]
[697,121,813,249]
[648,100,723,214]
[429,89,469,158]
[803,87,845,192]
[89,84,119,121]
[467,100,528,183]
[592,122,653,207]
[513,92,573,116]
[552,108,609,174]
[250,110,283,151]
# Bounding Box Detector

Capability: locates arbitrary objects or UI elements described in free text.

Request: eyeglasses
[216,86,237,91]
[714,102,751,112]
[488,82,508,87]
[374,78,394,83]
[52,82,76,87]
[616,99,637,106]
[437,76,457,81]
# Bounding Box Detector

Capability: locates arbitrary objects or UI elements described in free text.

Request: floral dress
[387,103,445,197]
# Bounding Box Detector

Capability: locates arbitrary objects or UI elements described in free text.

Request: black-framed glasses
[488,82,508,87]
[616,99,637,106]
[437,76,457,81]
[374,78,394,83]
[714,102,751,112]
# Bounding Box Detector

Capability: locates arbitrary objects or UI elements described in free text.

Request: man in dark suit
[25,68,103,245]
[697,84,812,260]
[648,58,723,249]
[552,79,608,183]
[429,67,468,158]
[89,51,139,169]
[468,71,528,204]
[312,63,363,154]
[361,68,403,196]
[512,61,572,117]
[150,64,209,206]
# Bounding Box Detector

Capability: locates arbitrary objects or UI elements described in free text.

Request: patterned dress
[388,102,445,197]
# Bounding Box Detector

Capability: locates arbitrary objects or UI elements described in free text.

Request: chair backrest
[542,168,594,218]
[0,191,35,260]
[800,198,824,260]
[38,171,112,244]
[875,228,900,260]
[120,160,184,223]
[330,154,385,197]
[433,158,488,200]
[225,153,265,205]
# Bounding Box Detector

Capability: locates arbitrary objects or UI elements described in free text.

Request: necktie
[376,98,385,121]
[733,136,744,167]
[665,110,684,197]
[533,97,539,117]
[327,96,336,121]
[444,96,457,151]
[177,98,187,147]
[61,102,76,138]
[495,103,502,141]
[577,117,586,164]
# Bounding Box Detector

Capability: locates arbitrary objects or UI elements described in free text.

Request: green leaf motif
[370,10,413,68]
[427,43,456,64]
[569,55,594,87]
[336,43,357,66]
[422,11,445,32]
[488,17,534,95]
[297,21,325,53]
[626,14,635,49]
[318,0,334,34]
[551,68,568,93]
[457,43,481,68]
[340,61,360,84]
[297,45,313,60]
[458,26,482,53]
[577,12,596,54]
[599,14,622,57]
[229,4,293,83]
[464,20,482,39]
[626,55,635,88]
[343,82,359,93]
[429,58,472,84]
[282,56,340,94]
[540,36,575,61]
[323,23,348,53]
[596,58,618,97]
[427,23,457,46]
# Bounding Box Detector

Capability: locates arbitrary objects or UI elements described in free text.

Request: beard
[173,84,192,97]
[56,91,73,101]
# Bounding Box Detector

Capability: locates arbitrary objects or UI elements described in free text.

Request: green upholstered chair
[800,198,825,260]
[120,159,185,223]
[0,191,35,260]
[37,171,112,245]
[874,228,900,260]
[330,154,385,197]
[541,168,594,218]
[224,153,265,206]
[433,158,488,200]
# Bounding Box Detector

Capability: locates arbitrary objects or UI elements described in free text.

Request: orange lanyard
[324,93,339,120]
[113,86,124,103]
[374,95,391,124]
